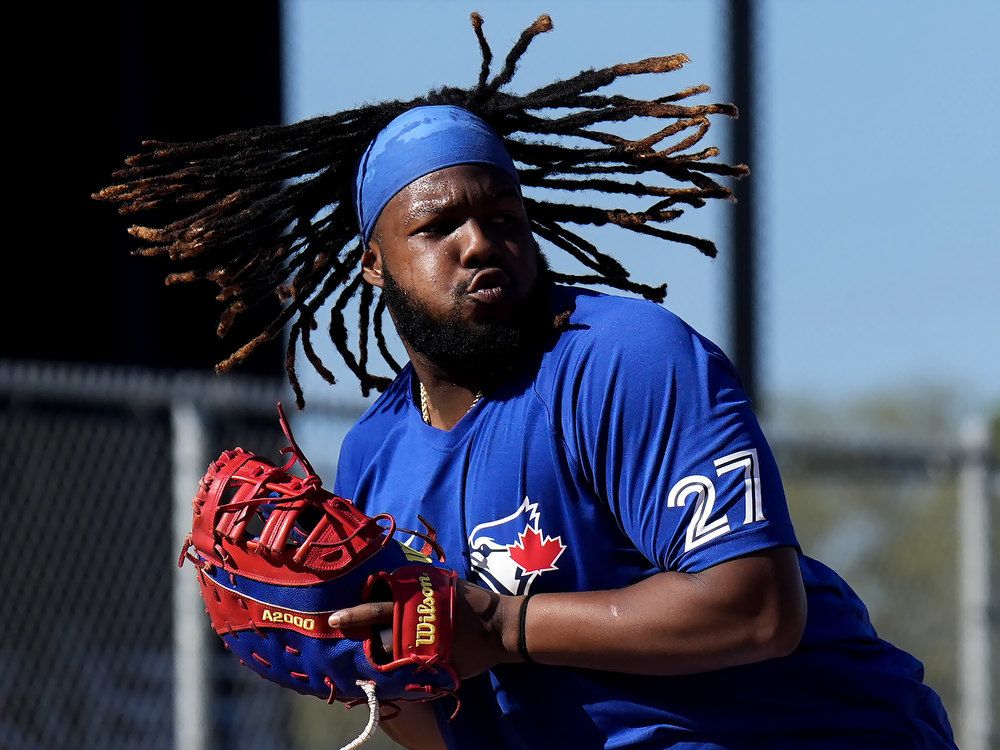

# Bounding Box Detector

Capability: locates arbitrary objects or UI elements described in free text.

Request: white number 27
[668,449,764,552]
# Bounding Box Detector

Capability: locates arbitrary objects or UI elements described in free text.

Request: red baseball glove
[178,403,459,747]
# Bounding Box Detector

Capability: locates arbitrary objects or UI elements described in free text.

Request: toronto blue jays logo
[468,497,567,596]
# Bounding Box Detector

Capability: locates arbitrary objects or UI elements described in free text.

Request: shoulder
[348,363,413,434]
[336,365,413,480]
[551,284,688,336]
[542,285,744,403]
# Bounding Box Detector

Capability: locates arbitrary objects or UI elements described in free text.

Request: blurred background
[3,1,997,749]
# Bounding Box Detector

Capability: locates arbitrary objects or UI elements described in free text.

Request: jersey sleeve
[555,302,800,573]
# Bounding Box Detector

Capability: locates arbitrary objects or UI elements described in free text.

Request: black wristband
[517,592,535,664]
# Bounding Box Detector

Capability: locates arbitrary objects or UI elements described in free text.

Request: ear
[361,238,384,289]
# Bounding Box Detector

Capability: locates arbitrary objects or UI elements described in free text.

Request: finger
[328,601,394,629]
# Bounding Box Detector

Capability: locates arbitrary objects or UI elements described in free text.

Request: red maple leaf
[508,526,566,574]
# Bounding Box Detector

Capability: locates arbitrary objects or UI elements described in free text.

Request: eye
[416,220,458,237]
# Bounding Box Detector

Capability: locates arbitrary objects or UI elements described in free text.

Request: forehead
[378,164,521,227]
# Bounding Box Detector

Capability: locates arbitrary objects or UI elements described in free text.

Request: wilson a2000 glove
[178,403,459,747]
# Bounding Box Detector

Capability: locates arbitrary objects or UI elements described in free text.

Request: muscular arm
[517,545,806,673]
[331,544,807,679]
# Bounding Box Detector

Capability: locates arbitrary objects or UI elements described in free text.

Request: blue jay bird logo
[468,497,566,596]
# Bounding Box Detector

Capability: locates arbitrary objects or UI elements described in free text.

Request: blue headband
[352,105,520,244]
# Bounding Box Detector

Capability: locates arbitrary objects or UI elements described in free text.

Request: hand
[329,578,523,679]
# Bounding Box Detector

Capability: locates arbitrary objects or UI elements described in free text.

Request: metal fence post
[172,401,209,750]
[957,417,994,750]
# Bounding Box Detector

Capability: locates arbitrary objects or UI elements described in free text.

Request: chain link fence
[773,425,998,750]
[1,360,995,750]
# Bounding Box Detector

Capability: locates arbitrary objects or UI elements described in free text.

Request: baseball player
[323,106,958,750]
[95,15,957,750]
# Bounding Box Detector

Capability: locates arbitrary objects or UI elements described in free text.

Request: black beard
[379,250,553,382]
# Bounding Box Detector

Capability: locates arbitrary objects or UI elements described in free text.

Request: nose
[458,218,501,268]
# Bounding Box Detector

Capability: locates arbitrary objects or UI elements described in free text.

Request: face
[362,163,552,378]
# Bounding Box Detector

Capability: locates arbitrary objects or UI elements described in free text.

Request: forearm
[378,702,446,750]
[508,546,806,675]
[328,547,806,680]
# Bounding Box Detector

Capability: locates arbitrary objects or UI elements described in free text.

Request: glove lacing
[339,680,380,750]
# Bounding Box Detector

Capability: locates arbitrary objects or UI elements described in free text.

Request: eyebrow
[404,186,521,222]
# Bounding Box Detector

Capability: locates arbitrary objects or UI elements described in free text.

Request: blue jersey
[333,284,956,749]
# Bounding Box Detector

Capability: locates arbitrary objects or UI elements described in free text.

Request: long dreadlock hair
[93,13,747,409]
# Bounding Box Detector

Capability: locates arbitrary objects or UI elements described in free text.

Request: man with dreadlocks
[96,14,956,750]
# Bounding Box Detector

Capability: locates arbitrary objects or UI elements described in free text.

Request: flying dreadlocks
[93,13,747,409]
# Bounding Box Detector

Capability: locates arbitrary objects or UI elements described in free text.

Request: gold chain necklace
[419,381,483,425]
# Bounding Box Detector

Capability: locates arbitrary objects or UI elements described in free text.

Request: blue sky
[282,0,999,418]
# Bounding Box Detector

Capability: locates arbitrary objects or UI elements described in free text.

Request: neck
[406,344,489,430]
